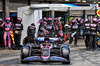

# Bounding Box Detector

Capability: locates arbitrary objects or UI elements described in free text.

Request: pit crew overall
[54,22,63,37]
[14,23,23,46]
[90,23,98,49]
[27,25,36,42]
[69,23,78,45]
[1,22,12,48]
[45,23,54,37]
[38,25,49,37]
[84,22,91,49]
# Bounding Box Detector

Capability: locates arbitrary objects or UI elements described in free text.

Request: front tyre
[62,56,71,64]
[20,46,30,63]
[61,47,71,64]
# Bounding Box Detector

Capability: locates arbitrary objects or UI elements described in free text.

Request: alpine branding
[51,56,66,61]
[25,56,39,60]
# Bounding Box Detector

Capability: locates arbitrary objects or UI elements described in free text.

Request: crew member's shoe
[87,46,90,50]
[8,47,11,50]
[2,46,5,50]
[74,44,78,46]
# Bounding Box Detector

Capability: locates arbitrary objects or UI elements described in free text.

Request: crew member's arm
[58,23,61,30]
[21,24,23,30]
[70,26,72,34]
[0,22,5,27]
[38,26,40,35]
[34,27,36,33]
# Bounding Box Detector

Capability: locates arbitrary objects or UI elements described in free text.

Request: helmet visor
[6,20,10,23]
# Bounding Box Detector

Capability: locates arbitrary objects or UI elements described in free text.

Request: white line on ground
[71,47,86,51]
[0,56,20,62]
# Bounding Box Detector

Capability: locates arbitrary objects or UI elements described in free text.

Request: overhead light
[54,9,58,10]
[93,2,96,3]
[98,2,100,3]
[77,0,81,2]
[65,0,69,1]
[59,0,62,1]
[82,1,86,2]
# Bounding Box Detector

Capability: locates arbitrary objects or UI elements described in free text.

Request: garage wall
[85,10,95,18]
[0,0,2,11]
[10,2,28,12]
[70,10,95,18]
[70,10,83,16]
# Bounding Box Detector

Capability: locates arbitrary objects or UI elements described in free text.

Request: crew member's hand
[0,26,3,27]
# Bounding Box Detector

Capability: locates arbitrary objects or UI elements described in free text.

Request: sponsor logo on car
[51,56,66,61]
[25,56,40,60]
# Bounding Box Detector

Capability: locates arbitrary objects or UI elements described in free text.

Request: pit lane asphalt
[0,40,100,66]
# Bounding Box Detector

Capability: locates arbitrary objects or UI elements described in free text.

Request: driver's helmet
[93,18,97,23]
[47,18,52,24]
[6,17,10,23]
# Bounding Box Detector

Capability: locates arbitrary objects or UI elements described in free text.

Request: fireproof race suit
[54,22,63,37]
[14,23,23,46]
[45,23,54,37]
[84,22,91,49]
[69,23,78,46]
[1,22,12,48]
[38,25,49,37]
[90,23,98,49]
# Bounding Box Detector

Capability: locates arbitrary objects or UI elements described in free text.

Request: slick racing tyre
[62,55,71,64]
[61,47,71,64]
[21,46,30,63]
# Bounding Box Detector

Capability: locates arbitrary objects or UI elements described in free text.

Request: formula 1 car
[21,37,71,64]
